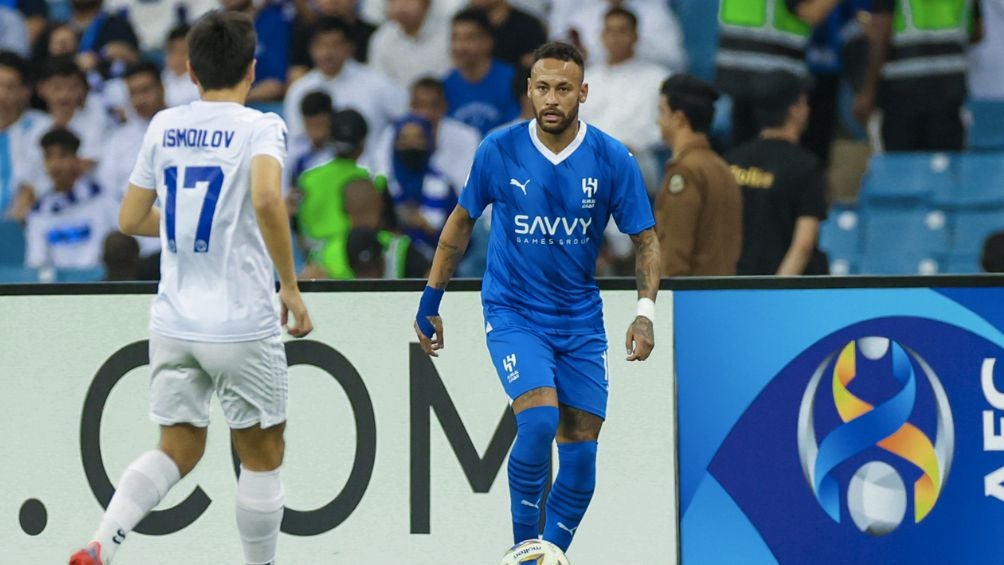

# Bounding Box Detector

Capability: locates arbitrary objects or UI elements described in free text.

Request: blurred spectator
[284,17,406,160]
[727,72,828,276]
[0,6,29,57]
[580,6,667,194]
[373,76,480,190]
[0,51,46,221]
[802,0,869,164]
[100,0,214,51]
[716,0,834,147]
[444,8,520,135]
[369,0,450,89]
[68,0,139,74]
[654,74,741,277]
[346,226,429,278]
[96,61,163,258]
[32,23,78,67]
[982,231,1004,272]
[31,56,108,173]
[494,63,532,128]
[360,0,464,26]
[25,128,116,270]
[550,0,686,72]
[288,90,336,194]
[8,0,48,45]
[470,0,547,69]
[970,0,1004,100]
[388,114,457,256]
[854,0,974,151]
[222,0,293,102]
[102,230,138,280]
[297,108,388,279]
[162,25,200,107]
[289,0,376,83]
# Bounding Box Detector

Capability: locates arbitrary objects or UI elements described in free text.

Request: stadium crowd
[0,0,1000,281]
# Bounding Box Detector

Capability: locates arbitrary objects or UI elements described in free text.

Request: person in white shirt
[360,0,464,27]
[550,0,687,73]
[97,61,166,257]
[0,51,46,221]
[25,128,116,270]
[102,0,216,51]
[372,76,480,190]
[580,5,668,194]
[0,7,29,57]
[368,0,451,89]
[284,17,406,162]
[162,25,200,107]
[69,11,313,565]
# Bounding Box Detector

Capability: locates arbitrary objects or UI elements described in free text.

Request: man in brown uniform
[655,74,742,276]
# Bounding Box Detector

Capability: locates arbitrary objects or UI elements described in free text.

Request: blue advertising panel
[676,286,1004,564]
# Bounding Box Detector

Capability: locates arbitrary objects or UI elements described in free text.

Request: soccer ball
[500,540,570,565]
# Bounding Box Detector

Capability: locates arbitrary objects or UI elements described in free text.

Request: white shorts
[148,333,288,429]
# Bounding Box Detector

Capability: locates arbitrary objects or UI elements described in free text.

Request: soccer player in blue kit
[414,41,661,553]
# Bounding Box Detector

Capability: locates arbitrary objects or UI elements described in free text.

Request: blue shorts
[486,325,609,419]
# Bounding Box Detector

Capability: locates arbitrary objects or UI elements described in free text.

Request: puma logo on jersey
[557,522,578,536]
[520,498,541,510]
[510,178,531,195]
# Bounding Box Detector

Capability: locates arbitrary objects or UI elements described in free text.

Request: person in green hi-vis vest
[716,0,842,146]
[296,108,390,279]
[345,227,430,279]
[853,0,977,151]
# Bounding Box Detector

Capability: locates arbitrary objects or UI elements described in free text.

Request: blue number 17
[164,165,225,253]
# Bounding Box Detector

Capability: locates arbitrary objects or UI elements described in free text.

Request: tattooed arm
[414,205,477,356]
[626,228,660,361]
[427,206,477,290]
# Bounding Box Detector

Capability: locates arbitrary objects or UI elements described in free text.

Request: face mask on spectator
[397,148,430,171]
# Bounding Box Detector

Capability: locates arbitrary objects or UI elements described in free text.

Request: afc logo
[581,178,598,209]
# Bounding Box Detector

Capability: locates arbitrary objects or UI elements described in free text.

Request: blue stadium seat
[940,253,981,274]
[859,253,940,275]
[819,207,860,275]
[951,209,1004,256]
[969,100,1004,151]
[248,101,284,118]
[858,208,949,274]
[0,266,38,283]
[860,153,956,205]
[951,153,1004,208]
[0,220,25,265]
[55,267,106,283]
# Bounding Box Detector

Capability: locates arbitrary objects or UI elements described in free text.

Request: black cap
[346,228,384,272]
[331,109,368,154]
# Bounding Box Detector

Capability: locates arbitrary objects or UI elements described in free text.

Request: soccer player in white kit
[69,11,313,565]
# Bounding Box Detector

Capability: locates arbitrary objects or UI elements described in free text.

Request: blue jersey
[443,60,521,135]
[460,120,654,334]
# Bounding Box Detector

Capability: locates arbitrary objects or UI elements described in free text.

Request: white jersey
[129,100,288,343]
[24,177,117,269]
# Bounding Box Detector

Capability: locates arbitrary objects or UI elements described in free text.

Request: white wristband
[636,298,656,323]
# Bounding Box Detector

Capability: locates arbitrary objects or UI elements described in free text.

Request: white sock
[236,466,285,565]
[92,450,181,563]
